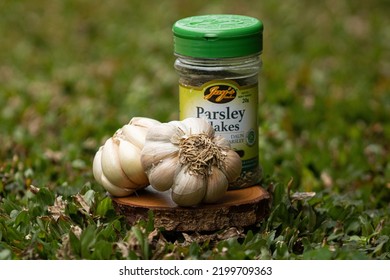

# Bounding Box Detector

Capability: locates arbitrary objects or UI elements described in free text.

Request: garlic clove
[120,124,148,150]
[117,138,148,186]
[146,123,177,142]
[147,155,180,191]
[141,141,179,171]
[203,166,228,203]
[171,168,206,206]
[101,137,138,189]
[129,117,161,129]
[222,149,242,182]
[100,173,135,197]
[181,117,214,137]
[120,117,161,150]
[144,122,186,144]
[92,146,104,185]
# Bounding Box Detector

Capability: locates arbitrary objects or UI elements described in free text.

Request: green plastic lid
[173,14,263,58]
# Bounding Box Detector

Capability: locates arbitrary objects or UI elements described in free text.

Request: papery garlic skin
[92,117,161,197]
[92,147,104,186]
[122,117,161,149]
[101,137,138,189]
[222,149,242,182]
[117,138,148,185]
[203,166,229,204]
[171,168,206,207]
[93,147,134,197]
[148,155,180,191]
[141,117,242,206]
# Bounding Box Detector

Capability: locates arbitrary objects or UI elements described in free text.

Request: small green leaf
[15,210,29,227]
[34,187,55,206]
[0,248,12,260]
[273,240,289,259]
[96,197,112,217]
[189,242,200,258]
[359,215,374,237]
[2,199,22,215]
[131,225,150,259]
[146,210,155,232]
[83,189,95,206]
[92,240,113,259]
[303,247,332,260]
[80,225,97,258]
[131,226,143,244]
[372,235,389,256]
[69,231,81,257]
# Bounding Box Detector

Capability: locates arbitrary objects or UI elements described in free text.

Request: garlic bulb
[93,117,161,197]
[141,117,242,206]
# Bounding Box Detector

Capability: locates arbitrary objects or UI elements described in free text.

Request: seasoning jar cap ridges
[173,14,263,58]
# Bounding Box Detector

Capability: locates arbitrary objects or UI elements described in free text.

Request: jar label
[179,80,259,188]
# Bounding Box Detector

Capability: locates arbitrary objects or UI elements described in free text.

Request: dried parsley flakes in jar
[173,14,264,189]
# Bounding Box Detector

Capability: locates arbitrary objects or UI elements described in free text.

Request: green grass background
[0,0,389,259]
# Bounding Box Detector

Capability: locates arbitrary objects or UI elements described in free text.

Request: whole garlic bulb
[93,117,161,197]
[141,117,242,206]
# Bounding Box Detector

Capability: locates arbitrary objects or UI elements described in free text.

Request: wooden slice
[112,185,270,231]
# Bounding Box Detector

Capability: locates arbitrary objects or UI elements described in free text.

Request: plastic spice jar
[172,14,263,189]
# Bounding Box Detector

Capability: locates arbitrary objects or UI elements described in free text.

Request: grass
[0,0,389,259]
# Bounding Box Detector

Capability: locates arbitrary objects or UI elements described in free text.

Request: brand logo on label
[204,85,237,103]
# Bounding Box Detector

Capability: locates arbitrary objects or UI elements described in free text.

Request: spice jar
[173,14,263,189]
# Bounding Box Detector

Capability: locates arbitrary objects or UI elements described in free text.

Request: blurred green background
[0,0,389,259]
[1,0,389,191]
